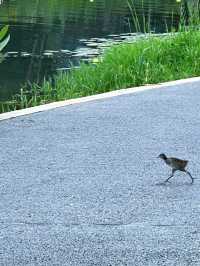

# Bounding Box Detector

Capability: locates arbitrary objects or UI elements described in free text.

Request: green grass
[55,30,200,95]
[1,29,200,113]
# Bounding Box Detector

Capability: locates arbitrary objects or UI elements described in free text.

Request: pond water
[0,0,181,101]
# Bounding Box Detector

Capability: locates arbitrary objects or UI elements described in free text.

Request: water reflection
[0,0,181,100]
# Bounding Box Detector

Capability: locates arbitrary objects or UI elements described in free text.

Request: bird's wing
[170,158,188,168]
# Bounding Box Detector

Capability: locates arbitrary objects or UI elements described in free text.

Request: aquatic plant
[1,27,200,114]
[1,2,200,113]
[0,25,10,64]
[0,25,10,52]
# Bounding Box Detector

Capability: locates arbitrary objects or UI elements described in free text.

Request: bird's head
[157,153,167,160]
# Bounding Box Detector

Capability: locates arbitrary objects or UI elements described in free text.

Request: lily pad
[6,51,18,57]
[21,52,31,57]
[85,42,99,48]
[60,49,72,54]
[43,52,54,57]
[45,50,59,54]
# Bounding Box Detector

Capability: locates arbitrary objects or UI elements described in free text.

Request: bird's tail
[183,160,188,168]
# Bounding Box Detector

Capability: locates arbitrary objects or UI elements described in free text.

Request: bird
[158,153,194,184]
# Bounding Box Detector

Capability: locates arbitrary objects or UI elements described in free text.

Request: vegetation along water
[0,0,199,113]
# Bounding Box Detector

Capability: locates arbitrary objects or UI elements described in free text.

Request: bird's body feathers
[165,157,188,170]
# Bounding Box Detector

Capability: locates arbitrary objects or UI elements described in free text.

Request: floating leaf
[92,57,100,63]
[0,25,9,41]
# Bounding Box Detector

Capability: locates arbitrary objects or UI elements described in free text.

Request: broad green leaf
[0,34,10,52]
[0,25,9,41]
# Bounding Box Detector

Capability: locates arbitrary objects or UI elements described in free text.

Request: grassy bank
[1,29,200,113]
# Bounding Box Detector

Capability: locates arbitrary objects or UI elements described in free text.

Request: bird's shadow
[155,181,193,187]
[155,182,168,186]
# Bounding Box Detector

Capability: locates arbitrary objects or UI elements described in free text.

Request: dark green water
[0,0,181,100]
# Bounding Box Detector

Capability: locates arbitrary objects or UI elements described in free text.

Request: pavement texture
[1,80,200,265]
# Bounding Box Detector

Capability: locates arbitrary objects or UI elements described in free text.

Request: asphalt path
[1,80,200,265]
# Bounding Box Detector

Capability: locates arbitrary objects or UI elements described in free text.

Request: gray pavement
[1,81,200,265]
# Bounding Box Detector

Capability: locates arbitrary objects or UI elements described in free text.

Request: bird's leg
[164,169,176,183]
[184,170,194,184]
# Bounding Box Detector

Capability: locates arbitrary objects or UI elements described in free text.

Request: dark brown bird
[158,153,194,184]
